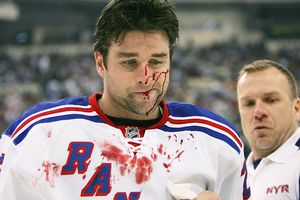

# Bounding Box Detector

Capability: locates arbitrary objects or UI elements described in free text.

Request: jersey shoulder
[166,101,239,135]
[165,101,243,154]
[3,96,90,144]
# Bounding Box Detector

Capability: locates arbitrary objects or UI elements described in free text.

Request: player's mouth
[252,125,272,135]
[135,88,156,97]
[253,125,270,130]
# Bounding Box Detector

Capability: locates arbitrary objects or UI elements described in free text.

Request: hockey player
[0,0,250,199]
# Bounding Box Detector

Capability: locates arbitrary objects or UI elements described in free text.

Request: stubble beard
[127,88,163,116]
[109,88,164,118]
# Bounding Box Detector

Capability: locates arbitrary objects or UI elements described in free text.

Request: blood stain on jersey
[101,142,154,184]
[151,150,158,161]
[156,141,187,172]
[135,156,153,184]
[47,130,52,138]
[35,161,60,188]
[174,135,178,142]
[82,174,86,180]
[157,144,164,155]
[180,139,183,145]
[163,150,185,173]
[101,143,130,165]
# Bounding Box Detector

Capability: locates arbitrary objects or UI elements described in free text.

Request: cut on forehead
[238,59,298,99]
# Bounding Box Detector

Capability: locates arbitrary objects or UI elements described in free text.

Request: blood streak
[41,161,60,187]
[47,130,52,138]
[163,150,185,172]
[174,135,178,142]
[157,144,164,154]
[144,65,148,76]
[101,143,154,184]
[143,69,169,116]
[151,151,158,161]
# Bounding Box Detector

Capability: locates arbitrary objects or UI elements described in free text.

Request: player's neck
[98,96,162,121]
[105,112,162,128]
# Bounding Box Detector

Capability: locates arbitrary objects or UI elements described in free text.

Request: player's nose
[253,100,268,120]
[137,64,151,85]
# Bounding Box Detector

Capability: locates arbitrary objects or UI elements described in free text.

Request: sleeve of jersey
[0,128,45,200]
[0,97,89,200]
[0,134,20,199]
[167,102,251,199]
[218,147,251,200]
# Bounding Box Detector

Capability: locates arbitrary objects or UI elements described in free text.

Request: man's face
[95,30,170,120]
[237,67,300,159]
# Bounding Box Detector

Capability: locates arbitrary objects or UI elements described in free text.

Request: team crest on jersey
[125,127,140,139]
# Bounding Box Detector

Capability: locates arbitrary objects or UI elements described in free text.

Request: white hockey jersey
[0,93,250,200]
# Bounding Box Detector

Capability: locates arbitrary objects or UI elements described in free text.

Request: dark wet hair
[94,0,179,66]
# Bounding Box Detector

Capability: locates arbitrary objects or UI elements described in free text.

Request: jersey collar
[88,93,169,129]
[247,127,300,166]
[265,127,300,163]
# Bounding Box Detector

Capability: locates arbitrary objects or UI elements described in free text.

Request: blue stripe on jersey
[166,102,241,137]
[13,114,103,145]
[5,96,89,137]
[160,125,240,153]
[296,137,300,149]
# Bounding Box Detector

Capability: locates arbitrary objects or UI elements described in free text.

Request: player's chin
[136,99,157,109]
[135,98,160,112]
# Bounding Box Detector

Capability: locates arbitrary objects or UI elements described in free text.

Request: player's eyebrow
[239,91,280,101]
[239,96,252,102]
[262,91,280,97]
[117,52,138,58]
[151,53,168,58]
[117,52,168,58]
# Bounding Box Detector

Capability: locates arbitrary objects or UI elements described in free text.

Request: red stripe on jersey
[11,106,94,138]
[168,117,243,148]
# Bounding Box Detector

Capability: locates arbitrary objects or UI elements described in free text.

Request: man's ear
[294,97,300,122]
[94,51,106,78]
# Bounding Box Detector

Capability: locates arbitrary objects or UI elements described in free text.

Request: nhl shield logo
[125,127,140,139]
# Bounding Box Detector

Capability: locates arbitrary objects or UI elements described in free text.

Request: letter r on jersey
[61,142,94,175]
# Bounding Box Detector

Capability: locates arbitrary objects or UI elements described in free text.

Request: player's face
[237,67,300,159]
[94,30,170,120]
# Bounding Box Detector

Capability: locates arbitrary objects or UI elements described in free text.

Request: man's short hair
[238,59,298,99]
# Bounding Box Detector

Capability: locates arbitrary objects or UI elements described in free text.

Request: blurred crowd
[1,41,300,154]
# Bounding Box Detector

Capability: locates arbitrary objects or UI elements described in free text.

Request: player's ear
[294,97,300,122]
[94,51,106,78]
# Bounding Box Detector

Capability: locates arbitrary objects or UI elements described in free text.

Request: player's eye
[148,59,163,68]
[121,59,138,70]
[123,59,137,66]
[265,97,278,104]
[242,100,255,108]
